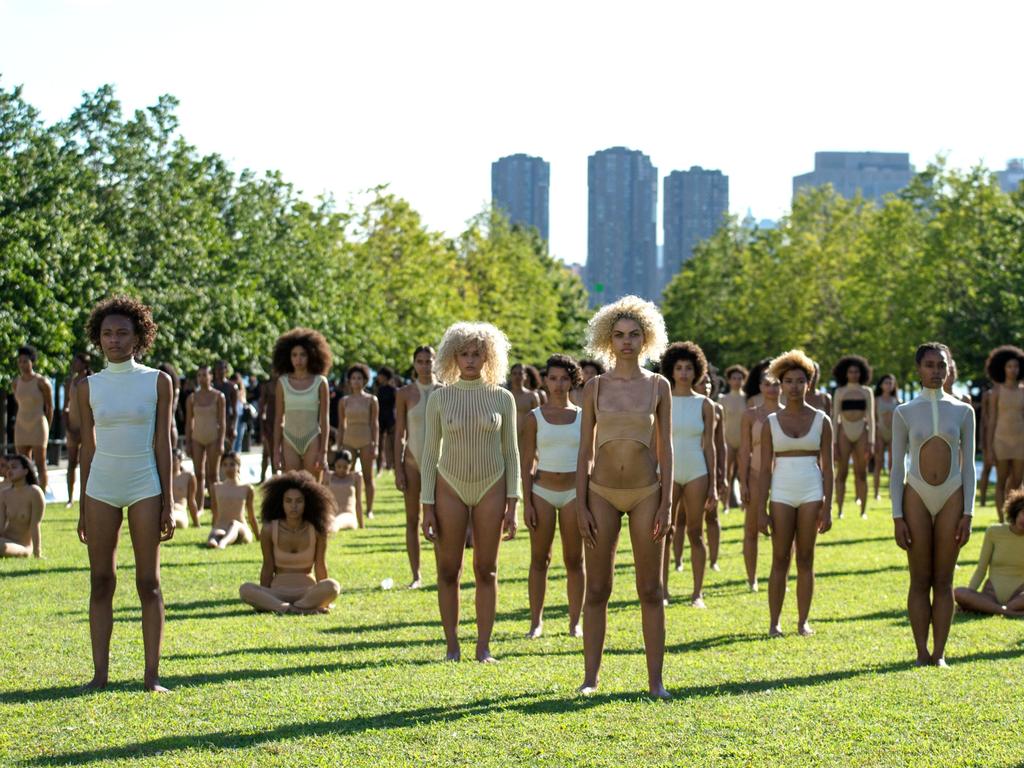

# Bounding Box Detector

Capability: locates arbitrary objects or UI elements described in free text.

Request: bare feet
[206,539,218,548]
[365,511,374,520]
[748,580,759,593]
[578,682,598,695]
[690,595,706,609]
[476,647,498,663]
[407,579,422,590]
[674,561,684,573]
[768,625,783,638]
[83,675,108,691]
[914,656,930,667]
[860,512,868,520]
[932,657,948,668]
[797,622,815,637]
[444,649,461,662]
[569,622,583,638]
[648,684,672,700]
[710,562,721,572]
[144,678,170,693]
[527,623,543,639]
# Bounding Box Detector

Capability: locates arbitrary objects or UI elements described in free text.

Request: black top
[377,385,396,429]
[840,398,867,411]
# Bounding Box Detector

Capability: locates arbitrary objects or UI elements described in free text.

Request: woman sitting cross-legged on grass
[207,452,256,548]
[240,471,341,615]
[954,489,1024,617]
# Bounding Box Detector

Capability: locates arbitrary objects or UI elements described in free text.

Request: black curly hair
[660,341,708,386]
[6,454,39,486]
[832,355,873,387]
[743,358,773,401]
[544,354,583,389]
[1005,488,1024,524]
[579,359,606,377]
[272,328,332,376]
[260,471,336,535]
[874,374,898,397]
[346,363,370,384]
[985,345,1024,383]
[86,295,158,356]
[16,345,37,362]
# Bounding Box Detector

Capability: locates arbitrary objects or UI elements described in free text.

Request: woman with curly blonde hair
[755,349,834,638]
[575,295,672,698]
[419,322,521,662]
[272,328,332,478]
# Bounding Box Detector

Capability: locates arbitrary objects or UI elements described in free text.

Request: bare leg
[671,486,685,569]
[403,458,422,587]
[299,440,322,481]
[953,585,1005,615]
[217,520,252,548]
[192,443,209,510]
[579,493,621,693]
[84,496,123,689]
[995,459,1011,516]
[0,539,32,557]
[683,476,710,605]
[527,493,557,638]
[873,438,883,500]
[726,446,740,509]
[360,446,376,515]
[127,496,167,691]
[67,440,80,506]
[282,440,303,473]
[260,440,271,483]
[627,494,669,698]
[705,497,721,569]
[852,433,869,518]
[433,476,470,660]
[558,499,585,636]
[742,473,760,589]
[793,502,822,634]
[240,582,290,614]
[207,526,227,547]
[470,481,507,662]
[979,457,992,510]
[903,489,936,665]
[835,433,852,518]
[768,502,797,636]
[293,578,341,611]
[31,444,48,493]
[929,491,964,665]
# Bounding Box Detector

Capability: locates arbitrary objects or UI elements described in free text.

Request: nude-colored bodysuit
[212,482,250,527]
[192,397,220,446]
[719,392,746,450]
[405,382,440,467]
[993,385,1024,461]
[14,376,48,446]
[328,476,359,531]
[343,396,373,450]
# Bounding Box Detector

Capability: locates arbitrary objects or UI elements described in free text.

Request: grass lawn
[1,475,1022,767]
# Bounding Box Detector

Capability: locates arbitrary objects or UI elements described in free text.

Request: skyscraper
[793,152,913,203]
[586,147,658,304]
[491,153,550,240]
[997,159,1024,194]
[663,166,729,285]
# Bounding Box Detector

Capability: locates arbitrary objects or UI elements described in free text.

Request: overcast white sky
[2,1,1021,264]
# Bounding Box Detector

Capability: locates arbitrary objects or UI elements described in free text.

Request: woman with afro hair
[832,355,875,519]
[76,296,175,692]
[575,296,672,698]
[985,345,1024,515]
[239,471,341,614]
[272,328,332,479]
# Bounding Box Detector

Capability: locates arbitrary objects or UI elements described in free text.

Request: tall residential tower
[491,153,550,240]
[793,151,913,203]
[662,166,729,286]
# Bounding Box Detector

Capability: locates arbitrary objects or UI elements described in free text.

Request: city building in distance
[997,159,1024,194]
[662,166,728,289]
[586,146,658,304]
[793,151,913,203]
[491,153,550,240]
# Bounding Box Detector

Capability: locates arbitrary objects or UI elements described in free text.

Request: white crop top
[89,358,159,457]
[768,410,824,453]
[534,405,581,473]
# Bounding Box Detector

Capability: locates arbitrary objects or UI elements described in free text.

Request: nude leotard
[875,397,898,442]
[405,382,440,467]
[993,385,1024,461]
[966,524,1024,603]
[419,377,521,507]
[212,482,250,527]
[85,359,162,509]
[342,396,373,450]
[890,387,975,519]
[192,398,220,446]
[836,386,875,444]
[671,394,708,486]
[281,375,325,455]
[718,392,746,450]
[588,375,660,513]
[328,476,359,530]
[14,376,48,446]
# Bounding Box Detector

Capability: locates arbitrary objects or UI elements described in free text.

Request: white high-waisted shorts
[771,456,823,508]
[86,451,162,509]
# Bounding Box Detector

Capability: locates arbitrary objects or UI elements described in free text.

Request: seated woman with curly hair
[955,489,1024,616]
[272,328,332,478]
[984,344,1024,515]
[832,354,875,519]
[239,471,341,615]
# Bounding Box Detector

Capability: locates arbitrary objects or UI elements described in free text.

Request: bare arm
[314,533,329,581]
[76,379,95,543]
[259,525,275,587]
[702,399,717,508]
[40,377,54,425]
[520,411,538,528]
[155,373,175,540]
[274,379,285,469]
[216,392,227,449]
[986,388,998,456]
[355,473,364,528]
[654,378,673,539]
[866,387,876,447]
[738,410,753,503]
[820,416,834,515]
[336,397,346,451]
[393,388,408,486]
[318,379,330,461]
[575,378,598,548]
[245,486,258,535]
[756,420,775,529]
[370,395,380,453]
[30,486,44,557]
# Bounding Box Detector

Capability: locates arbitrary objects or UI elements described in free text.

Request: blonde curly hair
[585,295,668,367]
[769,349,817,382]
[434,321,511,385]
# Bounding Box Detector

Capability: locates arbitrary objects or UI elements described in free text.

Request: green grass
[1,476,1022,767]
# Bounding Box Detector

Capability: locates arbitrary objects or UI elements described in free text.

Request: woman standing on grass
[575,295,672,698]
[832,355,874,519]
[273,329,331,478]
[738,368,781,592]
[394,346,440,589]
[718,365,747,512]
[661,342,717,608]
[338,364,378,517]
[891,342,975,667]
[978,385,996,510]
[520,354,585,639]
[185,365,225,511]
[12,345,53,495]
[375,366,398,474]
[77,296,174,692]
[872,374,900,501]
[240,471,341,614]
[419,322,520,663]
[509,363,542,438]
[985,345,1024,517]
[756,350,834,638]
[63,353,93,506]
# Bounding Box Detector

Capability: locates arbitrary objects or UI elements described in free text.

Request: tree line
[663,165,1024,385]
[0,82,590,386]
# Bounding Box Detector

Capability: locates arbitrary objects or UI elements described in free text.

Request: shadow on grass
[21,646,1024,765]
[817,535,892,548]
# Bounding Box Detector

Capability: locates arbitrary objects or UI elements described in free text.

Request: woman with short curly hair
[239,471,341,614]
[419,322,521,662]
[985,344,1024,514]
[832,355,875,519]
[273,328,331,478]
[12,344,53,495]
[77,295,175,692]
[338,363,379,518]
[575,295,672,698]
[755,350,834,638]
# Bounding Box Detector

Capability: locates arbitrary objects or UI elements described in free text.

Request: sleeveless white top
[671,395,706,453]
[768,410,824,452]
[534,405,581,472]
[89,358,159,457]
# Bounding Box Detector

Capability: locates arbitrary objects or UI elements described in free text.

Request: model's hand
[577,504,598,549]
[954,515,972,549]
[704,490,718,513]
[421,504,437,541]
[652,504,671,541]
[523,500,538,530]
[394,468,406,492]
[274,446,283,472]
[739,481,749,505]
[77,511,87,544]
[894,518,912,550]
[817,505,833,534]
[758,511,772,537]
[502,501,518,541]
[160,501,175,541]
